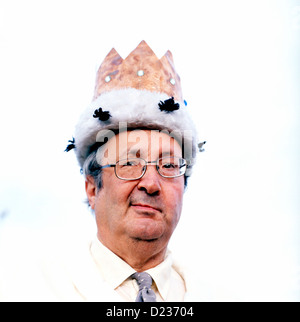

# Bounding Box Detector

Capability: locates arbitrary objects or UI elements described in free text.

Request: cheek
[164,181,184,222]
[97,172,136,211]
[94,175,135,235]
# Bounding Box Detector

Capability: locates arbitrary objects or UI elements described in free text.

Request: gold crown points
[93,40,183,102]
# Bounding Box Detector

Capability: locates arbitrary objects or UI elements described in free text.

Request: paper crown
[67,41,202,174]
[93,40,183,102]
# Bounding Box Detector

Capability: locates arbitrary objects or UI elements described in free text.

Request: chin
[130,220,166,240]
[132,230,163,241]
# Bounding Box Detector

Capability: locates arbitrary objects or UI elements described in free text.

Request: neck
[97,233,167,271]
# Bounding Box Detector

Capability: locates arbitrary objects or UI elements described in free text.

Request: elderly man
[0,41,207,302]
[83,128,187,301]
[67,40,205,302]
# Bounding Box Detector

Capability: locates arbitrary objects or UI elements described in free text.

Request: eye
[162,162,176,169]
[118,159,140,167]
[120,161,135,167]
[126,161,136,166]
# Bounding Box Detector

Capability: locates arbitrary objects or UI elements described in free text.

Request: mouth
[130,203,162,213]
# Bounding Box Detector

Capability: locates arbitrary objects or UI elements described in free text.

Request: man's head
[65,41,203,269]
[84,130,185,265]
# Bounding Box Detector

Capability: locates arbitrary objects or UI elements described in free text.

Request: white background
[0,0,299,301]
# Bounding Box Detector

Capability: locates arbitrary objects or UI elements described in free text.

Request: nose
[137,164,161,196]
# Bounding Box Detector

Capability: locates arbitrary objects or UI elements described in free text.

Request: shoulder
[171,254,238,302]
[0,229,123,302]
[39,233,125,302]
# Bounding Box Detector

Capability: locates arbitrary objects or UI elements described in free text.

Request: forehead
[101,129,183,161]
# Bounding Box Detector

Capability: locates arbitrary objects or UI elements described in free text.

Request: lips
[131,203,161,213]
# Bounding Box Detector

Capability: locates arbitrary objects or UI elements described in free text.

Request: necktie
[132,272,157,302]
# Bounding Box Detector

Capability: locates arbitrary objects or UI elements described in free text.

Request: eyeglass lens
[116,157,186,180]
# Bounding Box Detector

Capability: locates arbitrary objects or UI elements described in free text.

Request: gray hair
[82,149,103,191]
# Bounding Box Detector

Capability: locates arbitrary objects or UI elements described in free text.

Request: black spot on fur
[198,141,206,152]
[158,97,180,113]
[93,107,111,121]
[65,137,75,152]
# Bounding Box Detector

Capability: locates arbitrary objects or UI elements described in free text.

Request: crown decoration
[65,137,75,152]
[67,41,203,172]
[158,97,180,113]
[93,40,183,102]
[198,141,206,152]
[93,107,111,121]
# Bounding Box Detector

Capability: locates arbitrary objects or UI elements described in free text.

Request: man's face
[87,130,185,259]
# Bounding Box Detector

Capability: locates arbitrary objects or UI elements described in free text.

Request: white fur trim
[74,88,198,174]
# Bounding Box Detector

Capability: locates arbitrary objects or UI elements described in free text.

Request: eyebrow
[119,147,141,159]
[119,149,177,160]
[160,151,175,158]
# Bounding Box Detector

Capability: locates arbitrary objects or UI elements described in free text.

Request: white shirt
[0,233,231,301]
[89,238,186,302]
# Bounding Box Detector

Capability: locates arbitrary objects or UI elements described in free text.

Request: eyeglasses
[99,156,187,181]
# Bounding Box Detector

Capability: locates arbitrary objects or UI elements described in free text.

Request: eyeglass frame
[98,156,187,181]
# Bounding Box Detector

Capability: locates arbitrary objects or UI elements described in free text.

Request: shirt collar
[90,238,136,290]
[90,238,173,301]
[146,251,172,301]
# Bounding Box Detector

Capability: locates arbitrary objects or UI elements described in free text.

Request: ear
[85,176,96,209]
